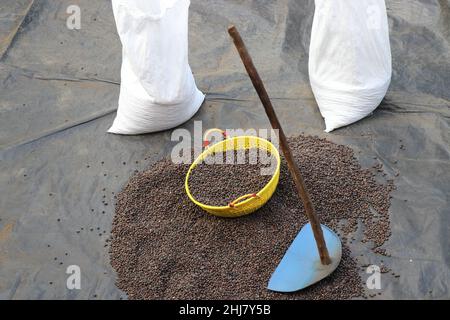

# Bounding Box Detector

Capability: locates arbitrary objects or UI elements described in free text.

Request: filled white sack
[109,0,204,135]
[309,0,392,132]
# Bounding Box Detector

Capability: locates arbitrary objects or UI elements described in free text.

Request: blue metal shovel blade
[268,223,342,292]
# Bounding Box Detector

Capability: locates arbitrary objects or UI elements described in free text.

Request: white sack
[109,0,204,135]
[309,0,392,132]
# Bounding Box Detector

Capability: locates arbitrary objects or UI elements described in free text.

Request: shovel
[228,26,342,292]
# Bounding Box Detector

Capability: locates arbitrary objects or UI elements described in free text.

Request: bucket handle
[229,193,260,208]
[203,128,227,148]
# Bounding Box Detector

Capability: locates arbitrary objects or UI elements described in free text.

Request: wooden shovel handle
[228,25,331,265]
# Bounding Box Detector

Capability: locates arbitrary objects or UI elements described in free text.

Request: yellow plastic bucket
[185,132,280,218]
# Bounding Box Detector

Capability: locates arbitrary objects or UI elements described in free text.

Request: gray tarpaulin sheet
[0,0,449,299]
